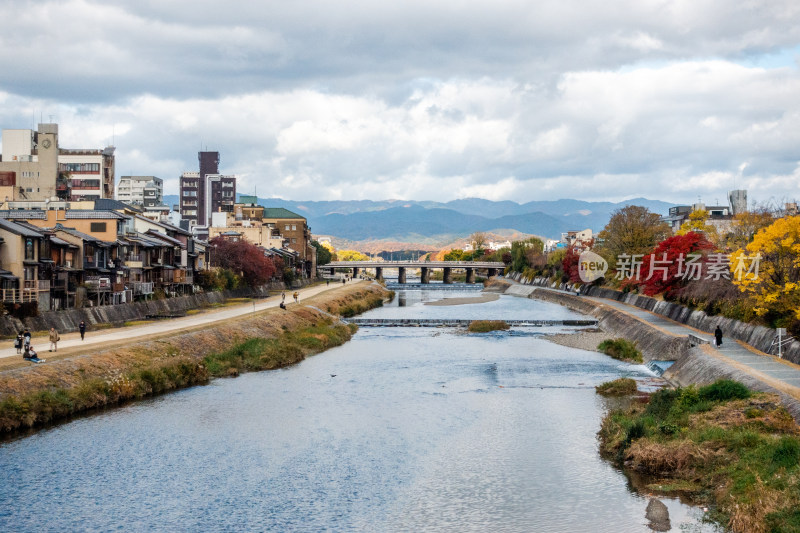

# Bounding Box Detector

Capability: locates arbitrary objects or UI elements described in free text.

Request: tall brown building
[179,151,236,227]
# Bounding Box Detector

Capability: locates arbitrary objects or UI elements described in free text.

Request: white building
[117,175,164,206]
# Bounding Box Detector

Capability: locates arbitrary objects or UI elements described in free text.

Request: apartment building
[179,151,236,227]
[0,123,115,202]
[117,176,164,206]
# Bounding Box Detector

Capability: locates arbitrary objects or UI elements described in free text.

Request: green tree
[597,205,671,272]
[444,249,466,261]
[311,240,332,265]
[510,237,544,272]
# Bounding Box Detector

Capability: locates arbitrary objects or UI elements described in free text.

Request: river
[0,287,719,532]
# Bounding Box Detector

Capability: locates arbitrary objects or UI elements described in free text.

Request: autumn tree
[731,216,800,331]
[676,209,722,246]
[510,237,544,272]
[208,237,277,287]
[597,205,671,273]
[725,209,775,250]
[337,249,370,261]
[469,232,487,254]
[638,232,713,296]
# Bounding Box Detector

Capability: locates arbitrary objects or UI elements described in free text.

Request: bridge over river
[321,260,505,284]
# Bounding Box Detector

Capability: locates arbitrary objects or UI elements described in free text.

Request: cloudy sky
[1,0,799,206]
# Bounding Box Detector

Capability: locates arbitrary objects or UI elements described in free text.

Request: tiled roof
[95,199,142,212]
[0,218,44,238]
[262,208,306,220]
[0,210,47,220]
[65,210,130,220]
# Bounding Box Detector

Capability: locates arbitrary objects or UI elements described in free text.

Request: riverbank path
[529,284,800,397]
[0,279,369,362]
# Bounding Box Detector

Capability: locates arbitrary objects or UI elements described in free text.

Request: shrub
[597,338,643,363]
[596,377,638,396]
[468,320,510,333]
[698,380,751,402]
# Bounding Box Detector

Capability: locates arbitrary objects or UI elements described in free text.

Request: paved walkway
[576,290,800,389]
[1,279,367,362]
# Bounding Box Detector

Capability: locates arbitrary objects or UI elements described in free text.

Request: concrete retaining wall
[1,281,293,336]
[503,273,800,364]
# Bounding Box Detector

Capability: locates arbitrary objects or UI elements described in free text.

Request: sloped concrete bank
[491,280,800,421]
[507,272,800,363]
[0,281,299,337]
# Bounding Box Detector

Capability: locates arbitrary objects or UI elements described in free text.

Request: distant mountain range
[163,195,674,244]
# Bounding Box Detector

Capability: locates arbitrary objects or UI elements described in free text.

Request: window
[292,238,297,244]
[285,225,290,231]
[183,191,197,197]
[90,222,107,233]
[25,238,35,260]
[292,225,296,231]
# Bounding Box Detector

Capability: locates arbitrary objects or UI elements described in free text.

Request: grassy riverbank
[599,380,800,532]
[0,283,389,435]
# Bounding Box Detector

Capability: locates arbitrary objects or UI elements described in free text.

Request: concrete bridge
[321,260,505,284]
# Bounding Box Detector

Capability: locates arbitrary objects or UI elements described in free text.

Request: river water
[0,288,720,532]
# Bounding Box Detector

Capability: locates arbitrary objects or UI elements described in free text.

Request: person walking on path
[49,327,60,352]
[281,291,286,303]
[23,329,31,349]
[293,291,299,303]
[715,326,723,348]
[79,321,86,341]
[14,332,23,354]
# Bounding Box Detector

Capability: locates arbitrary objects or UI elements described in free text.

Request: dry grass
[0,283,390,434]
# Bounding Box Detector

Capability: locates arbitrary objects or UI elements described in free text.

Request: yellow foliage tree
[677,209,720,246]
[336,249,370,261]
[731,216,800,321]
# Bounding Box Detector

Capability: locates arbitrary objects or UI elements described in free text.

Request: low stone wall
[0,281,295,336]
[503,273,800,364]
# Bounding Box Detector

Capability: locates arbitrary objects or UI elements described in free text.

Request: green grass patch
[597,338,643,363]
[596,377,638,396]
[203,321,355,378]
[468,320,510,333]
[598,380,800,532]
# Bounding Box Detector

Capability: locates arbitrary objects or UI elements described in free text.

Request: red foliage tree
[562,245,582,283]
[638,232,713,296]
[209,237,277,287]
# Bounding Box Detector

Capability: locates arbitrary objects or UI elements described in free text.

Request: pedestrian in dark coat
[23,329,31,348]
[79,321,86,341]
[15,332,23,354]
[714,326,723,348]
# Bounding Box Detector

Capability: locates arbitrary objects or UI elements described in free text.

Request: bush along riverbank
[598,379,800,533]
[0,283,390,436]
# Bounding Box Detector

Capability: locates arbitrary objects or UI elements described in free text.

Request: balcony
[0,289,37,303]
[23,280,50,291]
[84,276,111,292]
[125,254,151,268]
[131,281,154,295]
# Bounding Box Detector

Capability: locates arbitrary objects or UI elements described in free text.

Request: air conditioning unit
[65,260,72,268]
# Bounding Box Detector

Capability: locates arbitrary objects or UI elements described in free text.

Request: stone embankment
[488,277,800,420]
[0,282,296,337]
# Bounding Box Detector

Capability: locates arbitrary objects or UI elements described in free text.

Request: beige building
[0,123,115,202]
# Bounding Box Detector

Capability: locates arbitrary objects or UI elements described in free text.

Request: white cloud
[1,0,799,205]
